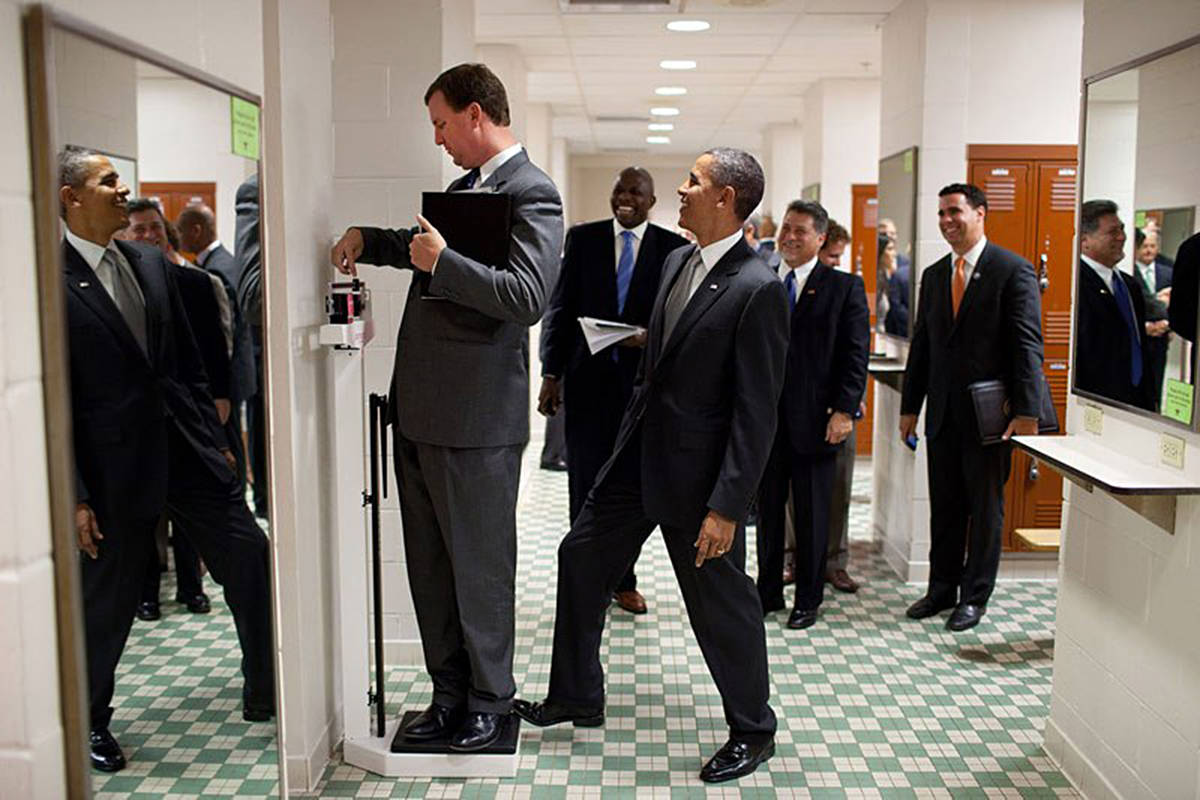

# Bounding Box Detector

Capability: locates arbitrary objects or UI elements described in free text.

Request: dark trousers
[756,437,837,611]
[82,424,274,729]
[826,426,856,572]
[247,326,268,516]
[393,431,523,714]
[1145,339,1168,412]
[548,436,776,737]
[139,517,204,603]
[926,413,1012,607]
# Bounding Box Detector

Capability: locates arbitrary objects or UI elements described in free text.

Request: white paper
[578,316,645,355]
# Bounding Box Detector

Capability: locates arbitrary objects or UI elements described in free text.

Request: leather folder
[967,375,1060,445]
[418,191,512,297]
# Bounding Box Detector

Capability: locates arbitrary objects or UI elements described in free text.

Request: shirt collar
[478,143,523,186]
[64,227,117,272]
[200,240,222,260]
[1081,253,1116,281]
[613,218,649,241]
[778,254,819,281]
[954,235,988,268]
[698,228,744,271]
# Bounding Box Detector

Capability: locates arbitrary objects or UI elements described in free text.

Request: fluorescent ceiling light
[656,86,687,96]
[667,20,710,32]
[659,60,696,70]
[646,136,671,144]
[648,123,674,131]
[650,106,680,116]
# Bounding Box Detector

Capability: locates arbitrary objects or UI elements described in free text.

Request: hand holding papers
[578,317,646,355]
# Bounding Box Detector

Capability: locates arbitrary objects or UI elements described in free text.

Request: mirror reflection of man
[330,63,564,752]
[900,183,1044,633]
[538,167,688,616]
[515,148,788,784]
[1075,200,1155,411]
[1134,227,1173,410]
[59,147,275,773]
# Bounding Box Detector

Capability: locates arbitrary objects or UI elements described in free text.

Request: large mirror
[1075,36,1200,428]
[27,10,282,796]
[876,146,917,340]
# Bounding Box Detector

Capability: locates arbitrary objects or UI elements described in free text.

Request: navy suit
[540,219,688,590]
[756,264,869,612]
[1169,233,1200,342]
[1134,260,1173,411]
[1076,262,1155,411]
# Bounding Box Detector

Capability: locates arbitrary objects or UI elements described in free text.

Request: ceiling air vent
[560,0,680,12]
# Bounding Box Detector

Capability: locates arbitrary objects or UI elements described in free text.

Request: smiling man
[538,167,688,616]
[515,148,789,784]
[330,63,563,752]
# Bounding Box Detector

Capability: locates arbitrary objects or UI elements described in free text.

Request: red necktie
[952,256,966,317]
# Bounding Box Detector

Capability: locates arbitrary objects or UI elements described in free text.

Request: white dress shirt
[478,143,523,186]
[197,239,223,266]
[1081,253,1117,291]
[777,254,819,293]
[613,218,648,270]
[1136,260,1156,292]
[64,228,145,307]
[950,235,988,288]
[683,228,743,302]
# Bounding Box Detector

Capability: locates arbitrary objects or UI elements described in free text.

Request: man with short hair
[539,166,688,615]
[1133,227,1172,410]
[59,148,275,772]
[331,63,563,751]
[514,148,788,784]
[1075,200,1154,410]
[900,183,1044,632]
[756,202,869,629]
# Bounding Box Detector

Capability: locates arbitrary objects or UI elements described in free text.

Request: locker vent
[1044,310,1071,346]
[985,177,1017,211]
[1033,501,1062,528]
[1049,174,1076,211]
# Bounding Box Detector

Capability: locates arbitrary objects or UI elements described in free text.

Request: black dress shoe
[176,592,211,614]
[403,702,465,741]
[946,603,986,631]
[135,601,161,621]
[448,711,503,752]
[243,702,275,722]
[89,728,126,772]
[905,595,956,620]
[512,698,604,728]
[699,736,775,783]
[786,608,818,630]
[760,598,785,618]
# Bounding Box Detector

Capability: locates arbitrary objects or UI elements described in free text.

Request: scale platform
[342,711,521,778]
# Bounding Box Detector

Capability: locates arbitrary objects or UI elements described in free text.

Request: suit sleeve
[1003,258,1045,418]
[1169,235,1199,341]
[358,225,420,269]
[167,264,229,450]
[178,269,232,401]
[900,269,931,416]
[427,180,565,325]
[707,278,791,521]
[832,275,871,415]
[540,226,578,375]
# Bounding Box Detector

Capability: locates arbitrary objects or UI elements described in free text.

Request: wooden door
[851,184,878,456]
[139,181,216,260]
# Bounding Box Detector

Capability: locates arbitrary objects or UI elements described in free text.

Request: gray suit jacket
[359,149,564,447]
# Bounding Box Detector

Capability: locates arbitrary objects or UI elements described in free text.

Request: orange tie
[952,256,967,317]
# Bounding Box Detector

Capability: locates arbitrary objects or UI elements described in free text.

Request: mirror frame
[1073,32,1200,431]
[22,6,284,797]
[875,145,919,344]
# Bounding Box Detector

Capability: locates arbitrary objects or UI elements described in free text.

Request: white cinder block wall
[1045,4,1200,798]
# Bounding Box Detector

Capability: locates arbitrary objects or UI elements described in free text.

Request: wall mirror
[1075,35,1200,429]
[876,146,917,340]
[25,7,284,796]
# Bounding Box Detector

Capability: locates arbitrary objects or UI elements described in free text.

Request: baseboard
[877,528,928,584]
[1044,718,1122,800]
[384,640,424,666]
[287,713,336,793]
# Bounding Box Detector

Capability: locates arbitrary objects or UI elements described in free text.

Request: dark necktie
[784,269,797,314]
[102,249,148,354]
[1110,272,1143,386]
[662,248,704,343]
[461,168,480,189]
[615,230,635,315]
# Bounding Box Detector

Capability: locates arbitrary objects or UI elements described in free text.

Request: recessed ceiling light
[650,107,680,116]
[667,20,710,33]
[646,136,671,144]
[656,86,688,96]
[659,60,696,71]
[648,123,674,131]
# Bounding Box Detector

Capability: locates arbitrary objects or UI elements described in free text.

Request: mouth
[615,205,634,216]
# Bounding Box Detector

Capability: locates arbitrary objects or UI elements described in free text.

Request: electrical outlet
[1160,433,1185,470]
[1083,405,1103,435]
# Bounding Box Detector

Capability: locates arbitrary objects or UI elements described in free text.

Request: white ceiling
[477,0,902,155]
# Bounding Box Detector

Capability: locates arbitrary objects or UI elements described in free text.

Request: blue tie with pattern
[461,168,480,189]
[616,230,635,315]
[1110,272,1143,386]
[784,269,798,314]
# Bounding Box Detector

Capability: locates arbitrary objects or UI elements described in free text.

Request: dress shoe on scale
[449,711,504,752]
[512,698,604,728]
[905,594,956,620]
[403,702,465,741]
[699,736,775,783]
[946,603,986,631]
[89,728,126,772]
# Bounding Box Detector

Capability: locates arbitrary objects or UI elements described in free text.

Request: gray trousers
[826,426,856,571]
[393,431,523,714]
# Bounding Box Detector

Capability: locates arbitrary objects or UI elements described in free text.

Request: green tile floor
[98,457,1076,798]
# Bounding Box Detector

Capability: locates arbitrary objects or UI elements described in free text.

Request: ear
[717,185,735,209]
[647,193,657,209]
[59,184,78,211]
[468,101,484,126]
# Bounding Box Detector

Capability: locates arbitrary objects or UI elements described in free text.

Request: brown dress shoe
[826,569,859,593]
[613,589,647,614]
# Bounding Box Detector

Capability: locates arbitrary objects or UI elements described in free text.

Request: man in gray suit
[331,63,563,752]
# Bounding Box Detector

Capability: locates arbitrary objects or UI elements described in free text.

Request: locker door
[968,162,1034,258]
[851,184,878,456]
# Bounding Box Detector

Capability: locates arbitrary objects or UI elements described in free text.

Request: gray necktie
[662,247,705,343]
[102,250,148,354]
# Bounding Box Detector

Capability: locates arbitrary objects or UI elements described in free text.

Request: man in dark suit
[1169,232,1200,342]
[900,183,1044,632]
[1133,227,1173,410]
[513,148,788,783]
[539,166,688,616]
[330,63,563,752]
[232,175,268,517]
[59,148,275,773]
[1075,201,1155,411]
[756,201,869,630]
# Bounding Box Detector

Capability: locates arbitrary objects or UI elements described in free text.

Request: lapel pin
[79,281,90,288]
[972,271,982,280]
[708,283,718,290]
[807,289,816,294]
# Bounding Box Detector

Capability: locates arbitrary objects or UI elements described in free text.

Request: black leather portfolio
[416,191,512,298]
[968,375,1060,445]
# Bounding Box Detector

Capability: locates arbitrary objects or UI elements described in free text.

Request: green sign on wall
[230,96,260,159]
[1163,378,1194,425]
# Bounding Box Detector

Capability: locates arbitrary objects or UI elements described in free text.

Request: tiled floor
[97,457,1076,798]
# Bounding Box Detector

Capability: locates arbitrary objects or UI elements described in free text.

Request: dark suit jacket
[64,239,229,524]
[540,219,688,416]
[199,243,239,290]
[172,263,231,400]
[1134,260,1173,322]
[884,263,910,336]
[1075,261,1154,410]
[601,237,790,531]
[200,243,256,403]
[1169,233,1199,342]
[779,265,870,454]
[901,242,1044,439]
[358,149,564,447]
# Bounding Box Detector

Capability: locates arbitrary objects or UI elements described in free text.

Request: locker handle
[1038,254,1049,292]
[1028,458,1040,482]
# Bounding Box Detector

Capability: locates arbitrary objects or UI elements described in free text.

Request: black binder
[422,190,511,263]
[968,375,1060,444]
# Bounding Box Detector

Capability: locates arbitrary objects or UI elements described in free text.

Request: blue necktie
[462,168,480,189]
[616,230,635,315]
[1110,273,1143,386]
[784,269,797,314]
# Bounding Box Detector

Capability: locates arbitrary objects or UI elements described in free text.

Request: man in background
[1133,226,1172,411]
